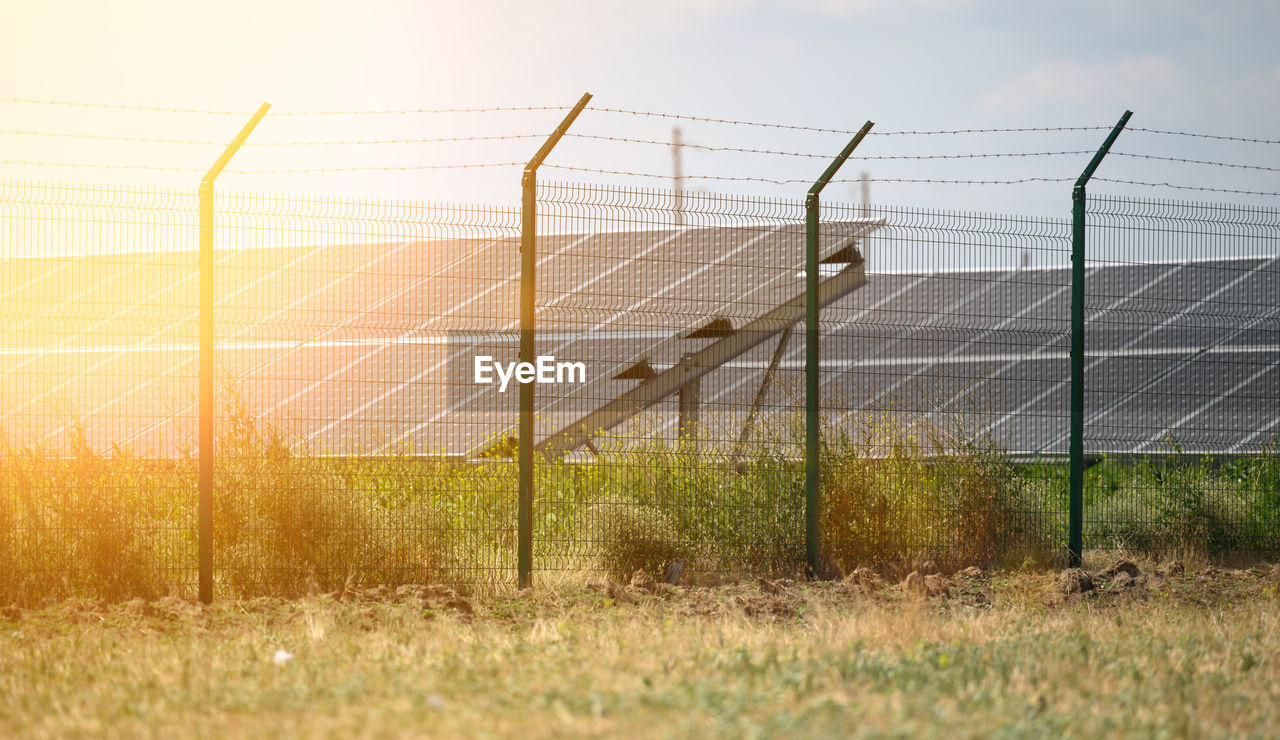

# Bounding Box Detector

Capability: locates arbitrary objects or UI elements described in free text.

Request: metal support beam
[199,102,270,605]
[1069,109,1132,568]
[677,371,700,444]
[734,325,793,459]
[519,92,592,589]
[805,120,873,579]
[535,260,867,455]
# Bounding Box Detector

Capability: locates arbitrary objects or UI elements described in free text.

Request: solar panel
[3,213,1276,459]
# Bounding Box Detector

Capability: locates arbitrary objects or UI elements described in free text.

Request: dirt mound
[604,582,634,605]
[629,569,658,594]
[951,567,992,608]
[120,598,160,618]
[902,571,950,599]
[1099,559,1141,580]
[840,567,885,593]
[1057,569,1094,595]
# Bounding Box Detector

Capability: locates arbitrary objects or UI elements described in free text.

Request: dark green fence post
[1069,110,1131,568]
[518,93,592,589]
[198,102,270,605]
[806,121,874,578]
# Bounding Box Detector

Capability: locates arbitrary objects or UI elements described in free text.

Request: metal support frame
[805,121,874,578]
[198,102,270,604]
[1069,109,1132,568]
[519,92,592,589]
[677,371,701,444]
[733,325,793,458]
[533,259,867,456]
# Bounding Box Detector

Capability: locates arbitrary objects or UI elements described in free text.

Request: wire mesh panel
[1084,195,1280,556]
[0,181,200,603]
[821,203,1072,572]
[211,192,521,593]
[528,182,815,580]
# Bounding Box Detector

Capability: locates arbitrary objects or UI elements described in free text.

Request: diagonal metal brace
[532,260,867,456]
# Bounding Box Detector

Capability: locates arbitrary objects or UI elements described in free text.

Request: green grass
[1,397,1277,605]
[1,569,1279,737]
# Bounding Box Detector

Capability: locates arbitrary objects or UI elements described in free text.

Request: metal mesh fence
[208,192,521,594]
[0,182,522,600]
[0,181,200,601]
[527,183,1074,576]
[2,176,1278,604]
[821,201,1073,571]
[529,183,814,579]
[1082,195,1280,555]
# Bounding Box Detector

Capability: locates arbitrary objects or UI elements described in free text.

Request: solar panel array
[3,197,1276,460]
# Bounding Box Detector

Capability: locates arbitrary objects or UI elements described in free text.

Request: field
[2,559,1279,737]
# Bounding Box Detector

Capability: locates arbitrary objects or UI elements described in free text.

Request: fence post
[805,121,874,578]
[1069,109,1131,568]
[198,103,270,605]
[519,92,592,589]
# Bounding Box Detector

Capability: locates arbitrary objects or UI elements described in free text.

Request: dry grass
[2,563,1279,737]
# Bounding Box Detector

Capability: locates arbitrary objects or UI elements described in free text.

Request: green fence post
[198,102,270,605]
[519,92,592,589]
[1069,109,1132,568]
[806,121,874,578]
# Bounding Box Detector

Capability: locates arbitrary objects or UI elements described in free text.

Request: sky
[1,0,1278,216]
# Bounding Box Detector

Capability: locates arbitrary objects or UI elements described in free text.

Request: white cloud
[979,56,1178,113]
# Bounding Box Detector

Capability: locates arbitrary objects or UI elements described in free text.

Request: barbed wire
[227,162,524,174]
[586,107,1112,136]
[0,159,526,174]
[0,98,248,115]
[544,164,1073,186]
[271,106,570,116]
[1093,178,1280,197]
[0,159,203,172]
[1113,151,1280,173]
[249,135,542,146]
[6,97,1277,144]
[567,133,1093,160]
[0,128,550,147]
[0,129,226,145]
[1128,127,1280,145]
[0,97,570,117]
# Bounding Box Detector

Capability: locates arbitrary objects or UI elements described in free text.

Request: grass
[1,566,1279,737]
[1,394,1277,604]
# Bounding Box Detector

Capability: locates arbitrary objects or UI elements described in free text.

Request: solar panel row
[2,222,1276,458]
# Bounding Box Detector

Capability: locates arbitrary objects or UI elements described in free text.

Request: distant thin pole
[672,127,684,226]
